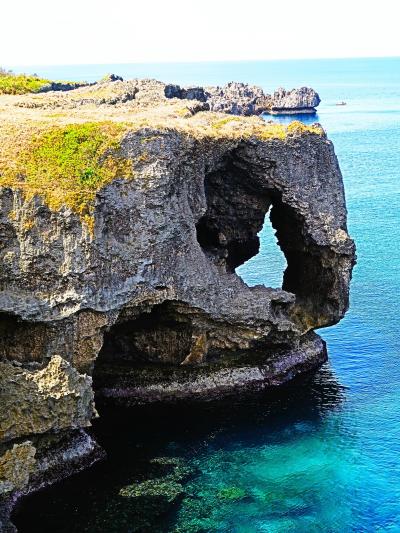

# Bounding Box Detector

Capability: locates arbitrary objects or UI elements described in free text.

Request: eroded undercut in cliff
[96,301,196,366]
[92,300,211,403]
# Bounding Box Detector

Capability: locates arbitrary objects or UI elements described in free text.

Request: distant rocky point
[265,86,321,114]
[105,74,321,115]
[1,68,320,115]
[165,81,320,115]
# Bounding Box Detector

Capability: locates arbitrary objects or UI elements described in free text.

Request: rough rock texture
[166,81,320,115]
[12,77,320,115]
[0,355,98,530]
[0,431,103,532]
[0,355,96,443]
[205,82,267,115]
[0,79,353,529]
[37,80,90,93]
[265,87,321,114]
[0,443,36,496]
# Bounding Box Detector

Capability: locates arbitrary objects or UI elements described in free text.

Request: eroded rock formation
[0,80,353,529]
[166,81,320,115]
[267,86,321,114]
[12,77,320,115]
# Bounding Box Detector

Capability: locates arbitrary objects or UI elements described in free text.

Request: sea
[12,57,400,532]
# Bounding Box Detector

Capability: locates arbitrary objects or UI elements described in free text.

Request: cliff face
[0,80,354,529]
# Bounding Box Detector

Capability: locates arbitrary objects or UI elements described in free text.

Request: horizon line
[5,54,400,70]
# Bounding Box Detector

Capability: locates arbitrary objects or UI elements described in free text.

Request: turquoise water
[13,58,400,532]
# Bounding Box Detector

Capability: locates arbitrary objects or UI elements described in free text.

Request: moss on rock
[0,122,133,231]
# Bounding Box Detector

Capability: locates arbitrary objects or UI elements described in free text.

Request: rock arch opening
[194,152,345,328]
[195,158,289,290]
[236,210,287,288]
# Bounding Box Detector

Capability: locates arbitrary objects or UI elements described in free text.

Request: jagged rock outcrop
[265,86,321,114]
[99,73,124,83]
[0,355,96,443]
[0,81,354,529]
[166,81,320,115]
[205,82,267,115]
[14,77,320,115]
[37,80,90,93]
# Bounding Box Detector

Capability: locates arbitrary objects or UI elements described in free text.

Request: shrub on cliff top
[0,68,85,94]
[0,69,51,95]
[0,122,132,231]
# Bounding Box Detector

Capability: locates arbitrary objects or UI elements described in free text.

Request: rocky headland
[0,77,353,530]
[166,81,321,115]
[3,72,321,115]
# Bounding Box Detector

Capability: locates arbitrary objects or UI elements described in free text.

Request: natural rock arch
[235,211,287,289]
[0,122,355,528]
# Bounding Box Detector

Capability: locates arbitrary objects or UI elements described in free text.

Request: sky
[2,0,400,66]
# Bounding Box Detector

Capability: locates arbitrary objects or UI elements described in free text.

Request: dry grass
[0,88,324,232]
[0,122,132,232]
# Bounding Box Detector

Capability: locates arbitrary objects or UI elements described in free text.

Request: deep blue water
[13,58,400,532]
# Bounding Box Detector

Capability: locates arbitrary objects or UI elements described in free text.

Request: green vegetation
[0,122,132,231]
[0,67,85,95]
[208,115,324,141]
[286,120,324,136]
[210,115,243,130]
[0,68,51,95]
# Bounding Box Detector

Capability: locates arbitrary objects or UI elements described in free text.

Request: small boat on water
[336,101,347,106]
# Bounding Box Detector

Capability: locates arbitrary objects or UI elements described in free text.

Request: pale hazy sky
[2,0,400,66]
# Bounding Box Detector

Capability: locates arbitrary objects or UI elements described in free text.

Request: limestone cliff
[0,79,354,530]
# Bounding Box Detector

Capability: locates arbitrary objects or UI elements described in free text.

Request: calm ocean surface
[14,58,400,532]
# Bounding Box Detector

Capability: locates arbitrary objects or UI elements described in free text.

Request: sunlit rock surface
[167,81,320,115]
